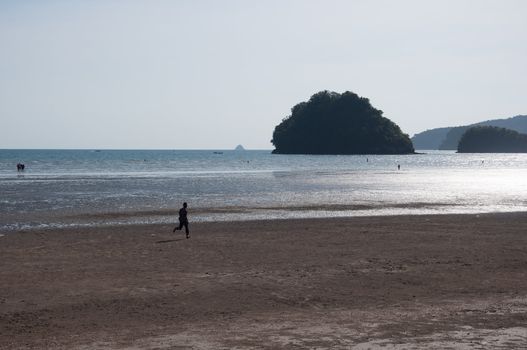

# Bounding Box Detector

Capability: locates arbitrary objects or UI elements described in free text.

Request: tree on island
[271,91,414,154]
[458,126,527,153]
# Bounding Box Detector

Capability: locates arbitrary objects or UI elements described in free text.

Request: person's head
[183,202,187,208]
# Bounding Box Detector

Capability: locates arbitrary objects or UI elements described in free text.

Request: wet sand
[1,213,527,349]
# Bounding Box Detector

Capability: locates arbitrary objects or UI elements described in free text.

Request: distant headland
[412,115,527,150]
[458,126,527,153]
[271,91,414,155]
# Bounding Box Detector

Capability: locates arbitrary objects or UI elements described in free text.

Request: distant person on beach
[173,202,190,239]
[397,164,400,170]
[16,163,25,172]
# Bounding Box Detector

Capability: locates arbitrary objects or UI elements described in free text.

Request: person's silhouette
[173,202,189,238]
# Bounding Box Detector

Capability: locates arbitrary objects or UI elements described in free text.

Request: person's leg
[184,222,189,238]
[173,221,183,232]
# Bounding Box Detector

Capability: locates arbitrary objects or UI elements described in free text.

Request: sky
[1,0,526,149]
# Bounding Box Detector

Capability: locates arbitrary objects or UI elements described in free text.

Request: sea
[1,149,527,231]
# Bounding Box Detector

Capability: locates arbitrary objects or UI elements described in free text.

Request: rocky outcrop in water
[271,91,414,155]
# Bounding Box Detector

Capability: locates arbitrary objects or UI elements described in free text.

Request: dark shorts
[178,219,189,233]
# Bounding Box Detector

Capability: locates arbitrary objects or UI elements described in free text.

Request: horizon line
[0,148,273,151]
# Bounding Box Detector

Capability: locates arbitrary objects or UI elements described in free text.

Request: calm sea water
[1,149,527,231]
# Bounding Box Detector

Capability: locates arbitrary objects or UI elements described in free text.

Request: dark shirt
[179,207,188,222]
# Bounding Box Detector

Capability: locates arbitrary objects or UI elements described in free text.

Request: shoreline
[3,206,527,233]
[2,212,527,348]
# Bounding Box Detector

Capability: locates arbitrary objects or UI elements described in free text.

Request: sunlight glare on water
[1,149,526,230]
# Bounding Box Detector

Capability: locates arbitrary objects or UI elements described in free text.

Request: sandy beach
[1,213,527,349]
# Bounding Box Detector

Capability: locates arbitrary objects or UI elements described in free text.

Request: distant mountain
[458,126,527,153]
[234,144,245,151]
[411,115,527,150]
[410,127,451,150]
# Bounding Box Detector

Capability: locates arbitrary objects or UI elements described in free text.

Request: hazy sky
[1,0,526,149]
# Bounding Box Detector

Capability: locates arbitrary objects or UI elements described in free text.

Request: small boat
[213,151,224,154]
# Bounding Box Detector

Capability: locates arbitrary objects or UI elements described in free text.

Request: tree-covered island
[271,91,414,154]
[458,126,527,153]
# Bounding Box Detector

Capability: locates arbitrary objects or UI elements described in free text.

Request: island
[411,115,527,150]
[234,144,245,151]
[271,90,414,154]
[458,126,527,153]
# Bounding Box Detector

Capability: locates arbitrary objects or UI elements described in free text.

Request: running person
[173,202,190,238]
